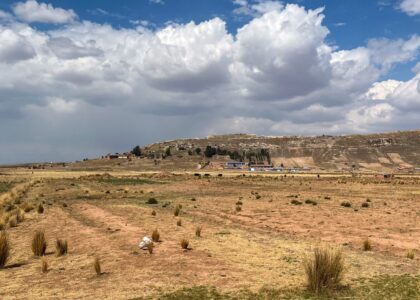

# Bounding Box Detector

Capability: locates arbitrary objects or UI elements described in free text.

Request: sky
[0,0,419,164]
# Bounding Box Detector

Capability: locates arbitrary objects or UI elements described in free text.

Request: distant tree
[131,146,142,157]
[204,146,216,158]
[195,148,202,155]
[165,147,171,156]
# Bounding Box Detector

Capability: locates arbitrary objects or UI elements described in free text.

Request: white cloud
[399,0,420,16]
[13,0,77,24]
[233,0,283,17]
[0,2,419,163]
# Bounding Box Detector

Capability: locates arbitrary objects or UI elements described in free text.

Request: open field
[0,169,419,299]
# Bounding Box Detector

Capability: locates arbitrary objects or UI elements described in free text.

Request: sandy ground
[0,170,418,299]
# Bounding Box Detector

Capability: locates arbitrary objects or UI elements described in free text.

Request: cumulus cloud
[13,0,77,24]
[0,2,419,163]
[233,0,283,17]
[399,0,420,16]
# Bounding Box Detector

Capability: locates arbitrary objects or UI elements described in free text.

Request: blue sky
[0,0,419,163]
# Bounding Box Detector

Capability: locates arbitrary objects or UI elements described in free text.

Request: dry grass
[41,258,48,273]
[195,226,202,237]
[37,204,44,214]
[0,231,10,268]
[8,215,17,228]
[151,210,156,216]
[147,242,154,254]
[94,257,101,275]
[181,239,189,250]
[304,247,344,294]
[177,219,182,226]
[174,206,180,217]
[363,239,372,251]
[55,239,68,256]
[152,229,160,242]
[406,250,414,260]
[32,230,47,256]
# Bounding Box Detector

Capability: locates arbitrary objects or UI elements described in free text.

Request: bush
[152,229,160,242]
[304,247,344,294]
[55,239,68,256]
[181,239,189,250]
[174,206,180,217]
[23,205,34,213]
[32,230,47,256]
[94,257,101,275]
[37,204,44,214]
[363,239,372,251]
[255,195,261,200]
[0,231,10,268]
[361,202,369,208]
[236,201,243,205]
[195,226,202,237]
[235,205,242,212]
[151,210,156,216]
[41,258,48,273]
[146,198,158,205]
[291,200,302,205]
[177,219,182,226]
[341,202,351,208]
[305,199,318,206]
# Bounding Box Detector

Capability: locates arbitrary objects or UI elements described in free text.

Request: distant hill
[135,130,420,172]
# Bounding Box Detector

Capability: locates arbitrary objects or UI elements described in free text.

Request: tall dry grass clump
[32,230,47,256]
[181,239,189,250]
[41,258,48,273]
[152,229,160,242]
[363,239,372,251]
[174,206,180,217]
[94,257,101,275]
[304,247,344,294]
[0,231,10,268]
[147,242,154,254]
[55,239,68,256]
[195,226,202,237]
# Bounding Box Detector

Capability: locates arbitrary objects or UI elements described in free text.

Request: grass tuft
[151,210,156,216]
[181,239,189,250]
[55,239,68,256]
[177,219,182,226]
[152,229,160,242]
[37,204,44,214]
[406,250,414,260]
[41,258,48,273]
[341,202,351,208]
[174,206,180,217]
[94,257,101,275]
[363,239,372,251]
[0,231,10,268]
[195,226,202,237]
[304,247,344,294]
[32,230,47,256]
[147,242,154,254]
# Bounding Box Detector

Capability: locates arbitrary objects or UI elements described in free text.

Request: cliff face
[138,131,420,171]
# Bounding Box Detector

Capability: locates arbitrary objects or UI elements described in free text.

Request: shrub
[191,198,196,201]
[16,210,24,223]
[255,195,261,200]
[55,239,68,256]
[147,242,154,254]
[361,202,369,208]
[406,250,414,260]
[152,229,160,242]
[32,230,47,256]
[181,239,189,250]
[174,206,180,217]
[304,247,344,294]
[146,198,158,205]
[305,199,318,206]
[0,222,4,231]
[235,205,242,212]
[94,257,101,275]
[366,198,371,202]
[236,201,243,205]
[0,231,10,268]
[291,200,302,205]
[62,203,68,208]
[41,258,48,273]
[177,219,182,226]
[195,226,202,237]
[363,239,372,251]
[341,202,351,208]
[324,196,331,200]
[37,204,44,214]
[151,210,156,216]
